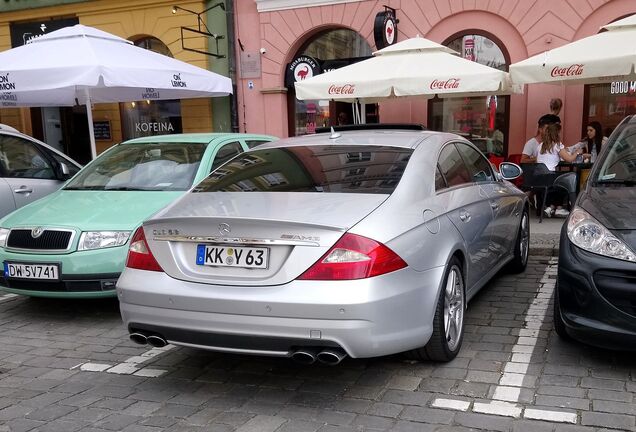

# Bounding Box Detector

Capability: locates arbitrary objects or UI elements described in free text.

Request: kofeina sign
[135,122,175,133]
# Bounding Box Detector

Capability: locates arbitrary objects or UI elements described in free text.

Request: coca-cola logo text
[550,64,584,77]
[430,78,461,90]
[328,84,355,95]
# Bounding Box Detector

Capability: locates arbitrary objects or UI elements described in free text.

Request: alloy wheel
[443,265,464,351]
[520,212,530,266]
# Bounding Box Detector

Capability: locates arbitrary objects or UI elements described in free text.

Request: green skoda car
[0,133,276,298]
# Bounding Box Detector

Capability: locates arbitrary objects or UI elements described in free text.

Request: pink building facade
[235,0,636,156]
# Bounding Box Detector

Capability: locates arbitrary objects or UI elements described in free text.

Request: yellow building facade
[0,0,217,159]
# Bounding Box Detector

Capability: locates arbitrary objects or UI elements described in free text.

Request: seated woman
[567,121,608,163]
[537,123,590,218]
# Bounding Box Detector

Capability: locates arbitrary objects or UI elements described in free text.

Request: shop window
[583,82,636,140]
[120,37,182,140]
[429,35,509,157]
[289,29,375,136]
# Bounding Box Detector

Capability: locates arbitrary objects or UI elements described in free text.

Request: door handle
[14,187,33,194]
[490,201,499,211]
[459,210,471,222]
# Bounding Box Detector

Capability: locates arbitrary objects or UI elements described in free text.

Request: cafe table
[556,161,593,193]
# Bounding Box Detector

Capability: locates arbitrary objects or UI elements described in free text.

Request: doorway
[30,106,91,164]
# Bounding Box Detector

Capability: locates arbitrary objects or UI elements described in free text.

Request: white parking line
[431,258,578,425]
[0,293,18,304]
[76,344,174,377]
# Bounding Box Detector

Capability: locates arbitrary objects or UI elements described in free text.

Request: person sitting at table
[585,121,607,163]
[567,121,608,163]
[521,114,561,163]
[537,123,590,218]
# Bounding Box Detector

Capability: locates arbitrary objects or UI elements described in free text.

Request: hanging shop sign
[10,18,79,48]
[462,37,475,61]
[373,7,398,50]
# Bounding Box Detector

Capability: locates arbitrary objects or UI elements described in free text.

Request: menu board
[93,121,112,141]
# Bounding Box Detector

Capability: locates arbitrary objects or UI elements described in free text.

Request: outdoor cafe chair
[520,163,576,222]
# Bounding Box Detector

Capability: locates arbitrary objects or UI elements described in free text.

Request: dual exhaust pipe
[130,332,346,365]
[291,347,347,366]
[129,332,168,348]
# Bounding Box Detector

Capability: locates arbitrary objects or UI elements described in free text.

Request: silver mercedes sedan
[117,127,527,364]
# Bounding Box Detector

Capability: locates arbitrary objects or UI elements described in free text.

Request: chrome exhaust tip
[129,332,148,345]
[316,348,347,365]
[146,335,168,348]
[290,348,318,365]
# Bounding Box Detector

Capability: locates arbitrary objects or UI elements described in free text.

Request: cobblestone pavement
[0,255,634,432]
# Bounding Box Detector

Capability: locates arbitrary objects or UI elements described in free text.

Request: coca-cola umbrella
[0,24,232,159]
[510,14,636,84]
[294,36,519,106]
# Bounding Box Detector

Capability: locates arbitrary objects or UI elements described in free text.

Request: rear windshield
[65,142,207,191]
[194,145,413,194]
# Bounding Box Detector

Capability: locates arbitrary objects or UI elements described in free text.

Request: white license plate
[196,245,269,269]
[3,262,60,280]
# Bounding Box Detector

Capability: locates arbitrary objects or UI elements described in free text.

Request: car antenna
[329,127,341,140]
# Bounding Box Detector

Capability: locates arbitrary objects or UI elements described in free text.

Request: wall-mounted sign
[93,120,112,141]
[285,56,370,89]
[240,52,262,79]
[609,81,636,94]
[135,122,175,134]
[373,8,398,50]
[285,55,321,88]
[10,18,79,48]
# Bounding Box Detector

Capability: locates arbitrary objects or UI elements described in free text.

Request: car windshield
[65,142,206,191]
[194,145,412,194]
[594,119,636,186]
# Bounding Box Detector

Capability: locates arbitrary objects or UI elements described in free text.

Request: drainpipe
[208,0,239,132]
[225,0,239,132]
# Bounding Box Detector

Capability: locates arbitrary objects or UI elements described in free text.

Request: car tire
[553,283,570,340]
[507,208,530,273]
[405,256,465,362]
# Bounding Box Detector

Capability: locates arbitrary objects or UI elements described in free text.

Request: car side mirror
[56,162,72,180]
[499,162,522,180]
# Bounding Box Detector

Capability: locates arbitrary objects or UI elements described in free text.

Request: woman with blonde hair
[537,123,589,217]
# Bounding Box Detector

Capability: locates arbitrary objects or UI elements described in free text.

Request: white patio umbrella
[294,36,519,106]
[0,24,232,159]
[510,14,636,85]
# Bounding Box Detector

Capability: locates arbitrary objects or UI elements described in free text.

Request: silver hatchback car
[0,124,81,218]
[118,127,527,364]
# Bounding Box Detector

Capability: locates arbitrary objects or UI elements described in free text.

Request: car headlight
[0,228,8,248]
[78,231,131,251]
[567,207,636,262]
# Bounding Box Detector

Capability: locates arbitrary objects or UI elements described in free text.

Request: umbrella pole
[84,89,97,160]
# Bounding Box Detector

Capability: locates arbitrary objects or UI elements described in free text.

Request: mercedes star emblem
[218,223,231,236]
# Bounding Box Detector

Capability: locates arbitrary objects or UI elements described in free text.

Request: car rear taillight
[298,233,407,280]
[125,227,163,272]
